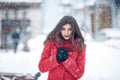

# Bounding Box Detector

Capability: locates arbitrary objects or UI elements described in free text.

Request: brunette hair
[44,15,85,47]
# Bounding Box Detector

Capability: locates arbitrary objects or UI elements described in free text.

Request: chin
[64,38,70,40]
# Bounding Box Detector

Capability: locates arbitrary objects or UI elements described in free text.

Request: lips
[65,35,69,37]
[64,35,70,40]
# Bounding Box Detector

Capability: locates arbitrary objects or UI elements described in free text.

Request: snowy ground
[0,34,120,80]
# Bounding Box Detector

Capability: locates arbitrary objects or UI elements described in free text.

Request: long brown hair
[44,15,85,47]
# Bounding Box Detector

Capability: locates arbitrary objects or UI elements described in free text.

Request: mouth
[65,35,69,37]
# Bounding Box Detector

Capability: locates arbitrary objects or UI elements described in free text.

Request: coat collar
[53,36,79,52]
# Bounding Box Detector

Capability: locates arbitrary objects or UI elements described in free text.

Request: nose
[65,30,69,35]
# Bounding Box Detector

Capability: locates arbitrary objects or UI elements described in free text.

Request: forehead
[62,23,72,28]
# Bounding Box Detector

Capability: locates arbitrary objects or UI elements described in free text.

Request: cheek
[68,31,72,35]
[61,31,64,36]
[69,32,73,38]
[70,31,72,34]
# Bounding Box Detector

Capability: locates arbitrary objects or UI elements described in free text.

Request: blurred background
[0,0,120,80]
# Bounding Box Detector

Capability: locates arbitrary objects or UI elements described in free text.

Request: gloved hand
[56,47,68,63]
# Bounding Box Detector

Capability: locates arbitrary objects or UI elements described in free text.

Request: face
[61,24,72,40]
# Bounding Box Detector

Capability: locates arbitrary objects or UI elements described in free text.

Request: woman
[38,16,86,80]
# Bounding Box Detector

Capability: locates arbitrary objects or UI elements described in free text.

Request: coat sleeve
[38,41,59,72]
[63,45,86,79]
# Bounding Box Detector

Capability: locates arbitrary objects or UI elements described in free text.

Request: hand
[56,47,68,63]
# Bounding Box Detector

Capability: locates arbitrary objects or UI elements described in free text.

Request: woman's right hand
[56,47,68,63]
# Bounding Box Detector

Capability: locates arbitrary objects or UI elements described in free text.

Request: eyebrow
[62,27,72,29]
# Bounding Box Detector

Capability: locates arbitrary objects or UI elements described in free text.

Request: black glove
[56,47,68,63]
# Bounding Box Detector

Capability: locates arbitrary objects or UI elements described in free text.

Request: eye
[61,27,65,30]
[68,28,72,31]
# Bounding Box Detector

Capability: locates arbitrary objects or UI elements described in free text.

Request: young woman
[38,16,86,80]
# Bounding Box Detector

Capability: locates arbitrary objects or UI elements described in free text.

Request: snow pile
[0,34,120,80]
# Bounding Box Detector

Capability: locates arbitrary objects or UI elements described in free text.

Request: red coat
[38,39,86,80]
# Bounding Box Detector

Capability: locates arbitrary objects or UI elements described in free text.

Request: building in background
[0,0,120,50]
[115,0,120,29]
[41,0,120,37]
[0,1,42,50]
[91,0,117,37]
